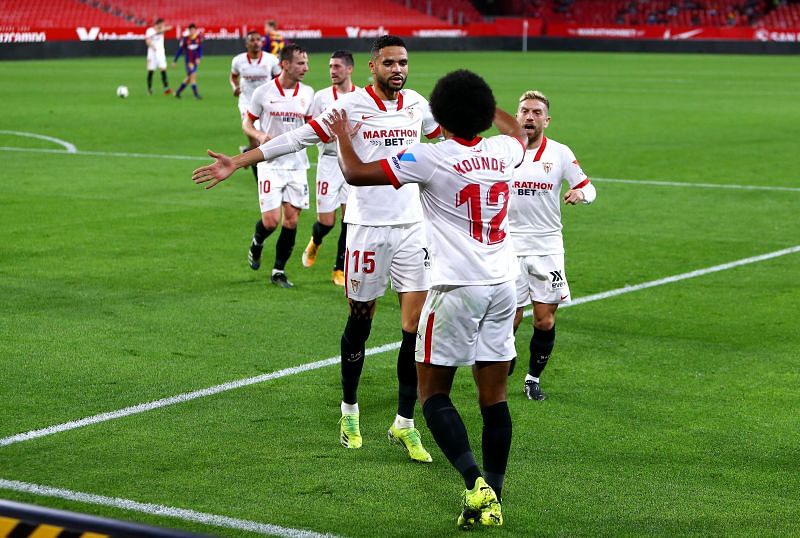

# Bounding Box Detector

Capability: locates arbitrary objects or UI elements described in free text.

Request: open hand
[192,149,236,189]
[322,109,354,140]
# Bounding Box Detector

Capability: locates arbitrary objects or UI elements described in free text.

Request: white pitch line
[0,131,76,153]
[0,342,398,448]
[0,146,204,161]
[0,140,800,192]
[2,246,797,449]
[1,143,799,193]
[523,244,800,317]
[0,479,338,538]
[593,176,800,193]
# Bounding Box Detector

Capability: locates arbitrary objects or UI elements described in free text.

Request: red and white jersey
[248,78,314,170]
[508,137,591,255]
[308,85,441,226]
[310,84,357,157]
[145,26,165,54]
[231,52,281,110]
[382,135,525,286]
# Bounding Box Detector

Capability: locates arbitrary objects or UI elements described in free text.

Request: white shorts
[344,222,430,302]
[239,103,260,132]
[416,281,516,367]
[146,49,167,70]
[256,166,309,213]
[315,154,350,214]
[515,253,571,307]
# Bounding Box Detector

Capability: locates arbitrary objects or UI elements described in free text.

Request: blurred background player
[145,18,172,95]
[173,23,203,99]
[241,44,314,288]
[191,36,442,462]
[231,31,281,179]
[323,69,526,529]
[509,90,597,401]
[301,50,357,287]
[263,20,285,57]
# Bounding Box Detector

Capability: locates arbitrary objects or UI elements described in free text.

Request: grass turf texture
[1,51,799,537]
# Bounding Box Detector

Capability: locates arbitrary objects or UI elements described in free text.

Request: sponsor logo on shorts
[550,270,566,290]
[560,294,569,301]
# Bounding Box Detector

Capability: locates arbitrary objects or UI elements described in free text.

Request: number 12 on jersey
[456,182,509,244]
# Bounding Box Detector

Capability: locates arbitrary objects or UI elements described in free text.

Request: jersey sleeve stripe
[573,178,591,189]
[308,119,332,143]
[246,111,259,121]
[425,126,442,139]
[380,159,401,189]
[304,115,313,123]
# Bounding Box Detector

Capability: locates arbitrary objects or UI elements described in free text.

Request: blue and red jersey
[174,32,203,65]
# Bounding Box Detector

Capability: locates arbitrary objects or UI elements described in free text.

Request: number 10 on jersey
[456,182,509,244]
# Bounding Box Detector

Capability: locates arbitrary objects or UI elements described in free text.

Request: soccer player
[508,90,597,400]
[145,18,172,95]
[173,24,203,100]
[301,50,357,287]
[322,69,526,528]
[192,35,442,462]
[231,31,281,178]
[263,20,285,57]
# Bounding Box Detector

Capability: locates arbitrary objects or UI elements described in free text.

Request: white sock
[271,268,284,276]
[393,415,414,429]
[525,374,540,383]
[341,402,359,415]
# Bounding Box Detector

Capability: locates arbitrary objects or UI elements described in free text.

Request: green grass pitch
[1,49,799,537]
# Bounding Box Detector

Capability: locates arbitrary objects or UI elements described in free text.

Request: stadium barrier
[0,499,213,538]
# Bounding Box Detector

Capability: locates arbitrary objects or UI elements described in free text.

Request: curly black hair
[429,70,496,139]
[370,35,407,58]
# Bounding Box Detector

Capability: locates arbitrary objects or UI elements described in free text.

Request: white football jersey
[384,135,525,286]
[310,84,357,157]
[308,85,441,226]
[145,27,165,53]
[508,137,591,255]
[231,52,281,110]
[248,78,314,170]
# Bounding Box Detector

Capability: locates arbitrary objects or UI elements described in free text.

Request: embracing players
[324,69,525,529]
[193,35,441,463]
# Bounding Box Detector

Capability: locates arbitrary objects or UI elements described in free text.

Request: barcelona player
[262,20,285,56]
[173,24,203,99]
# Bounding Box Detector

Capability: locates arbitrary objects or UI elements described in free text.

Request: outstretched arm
[323,109,389,186]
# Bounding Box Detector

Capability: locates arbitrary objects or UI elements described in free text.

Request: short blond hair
[518,90,550,111]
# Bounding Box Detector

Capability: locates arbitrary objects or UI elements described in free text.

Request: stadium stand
[757,0,800,28]
[492,0,776,27]
[390,0,485,23]
[0,0,131,28]
[1,0,796,30]
[96,0,450,27]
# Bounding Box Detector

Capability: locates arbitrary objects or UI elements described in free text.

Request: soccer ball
[116,85,129,98]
